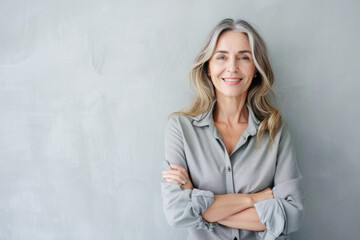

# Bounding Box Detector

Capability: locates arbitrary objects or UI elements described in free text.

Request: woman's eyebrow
[214,50,252,54]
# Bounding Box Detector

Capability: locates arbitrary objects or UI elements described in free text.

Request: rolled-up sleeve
[254,124,305,240]
[161,116,216,230]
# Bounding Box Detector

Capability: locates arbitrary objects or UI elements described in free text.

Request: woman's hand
[162,164,193,190]
[249,188,274,204]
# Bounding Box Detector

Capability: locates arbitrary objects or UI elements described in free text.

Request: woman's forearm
[218,207,266,231]
[164,165,274,224]
[202,193,254,222]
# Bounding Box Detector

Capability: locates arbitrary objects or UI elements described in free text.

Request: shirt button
[227,166,231,172]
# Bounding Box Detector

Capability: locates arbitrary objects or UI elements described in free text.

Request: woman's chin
[216,90,248,99]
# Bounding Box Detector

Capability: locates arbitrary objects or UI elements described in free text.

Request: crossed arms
[162,164,271,231]
[161,117,304,238]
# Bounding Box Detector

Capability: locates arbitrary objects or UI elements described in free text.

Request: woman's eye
[216,56,226,60]
[239,56,250,61]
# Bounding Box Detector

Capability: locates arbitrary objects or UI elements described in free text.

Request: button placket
[213,123,235,194]
[225,150,235,194]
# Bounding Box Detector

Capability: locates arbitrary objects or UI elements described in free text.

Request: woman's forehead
[215,31,251,51]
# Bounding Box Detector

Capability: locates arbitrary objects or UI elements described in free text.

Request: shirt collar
[190,100,260,136]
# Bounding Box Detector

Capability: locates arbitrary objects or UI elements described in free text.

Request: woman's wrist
[248,188,274,205]
[234,193,255,208]
[246,194,256,207]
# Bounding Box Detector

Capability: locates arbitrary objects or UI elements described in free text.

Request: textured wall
[0,0,359,239]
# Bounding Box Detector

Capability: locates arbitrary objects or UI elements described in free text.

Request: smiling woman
[161,19,304,240]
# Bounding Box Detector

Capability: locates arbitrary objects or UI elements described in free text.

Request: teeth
[223,79,241,82]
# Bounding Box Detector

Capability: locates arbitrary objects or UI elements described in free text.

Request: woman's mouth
[222,78,242,86]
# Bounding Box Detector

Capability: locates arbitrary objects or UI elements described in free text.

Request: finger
[163,177,182,186]
[169,164,189,175]
[163,169,187,180]
[163,169,183,174]
[169,166,189,178]
[163,172,186,183]
[170,164,187,174]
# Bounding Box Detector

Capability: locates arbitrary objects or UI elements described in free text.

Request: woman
[161,19,304,240]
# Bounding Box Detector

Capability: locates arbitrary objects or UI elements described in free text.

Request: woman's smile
[222,77,243,86]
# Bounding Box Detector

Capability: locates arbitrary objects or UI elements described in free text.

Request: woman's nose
[226,58,238,72]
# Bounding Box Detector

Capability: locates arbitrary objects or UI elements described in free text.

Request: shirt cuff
[254,198,286,239]
[191,188,218,231]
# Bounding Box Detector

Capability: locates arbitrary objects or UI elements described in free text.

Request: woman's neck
[213,94,248,127]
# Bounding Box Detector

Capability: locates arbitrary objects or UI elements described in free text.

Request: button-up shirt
[161,101,305,240]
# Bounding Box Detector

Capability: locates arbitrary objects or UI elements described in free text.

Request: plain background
[1,0,359,239]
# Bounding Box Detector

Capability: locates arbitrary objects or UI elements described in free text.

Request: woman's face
[208,31,256,100]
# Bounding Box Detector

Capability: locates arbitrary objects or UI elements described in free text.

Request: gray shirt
[161,101,305,240]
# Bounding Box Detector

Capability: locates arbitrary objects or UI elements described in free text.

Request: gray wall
[1,0,359,239]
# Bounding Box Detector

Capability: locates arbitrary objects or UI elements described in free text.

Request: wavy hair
[172,18,281,143]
